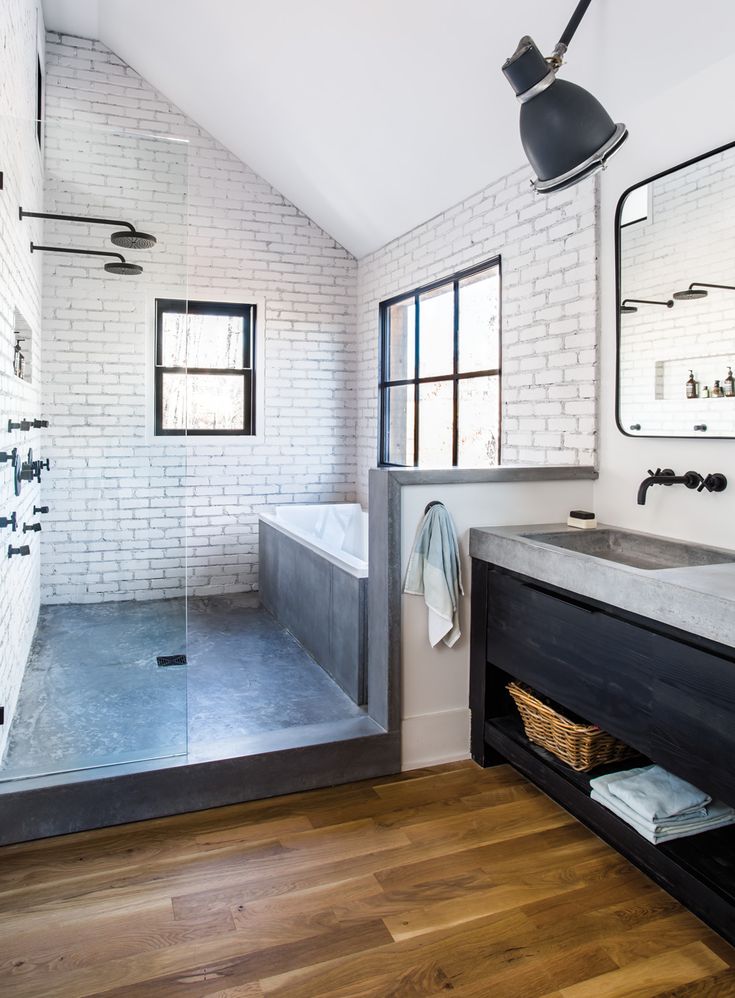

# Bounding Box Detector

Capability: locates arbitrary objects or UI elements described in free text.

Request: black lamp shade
[504,36,627,193]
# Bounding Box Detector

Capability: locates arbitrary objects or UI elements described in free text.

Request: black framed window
[379,257,501,468]
[154,298,255,436]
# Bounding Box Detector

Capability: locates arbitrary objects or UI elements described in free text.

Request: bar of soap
[567,509,598,529]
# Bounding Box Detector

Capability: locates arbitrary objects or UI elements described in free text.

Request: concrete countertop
[469,522,735,648]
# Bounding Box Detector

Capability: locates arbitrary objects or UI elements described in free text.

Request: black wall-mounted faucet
[637,468,727,505]
[22,522,41,533]
[0,513,17,532]
[8,544,30,558]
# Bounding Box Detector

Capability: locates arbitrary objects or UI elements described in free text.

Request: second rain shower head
[30,243,143,276]
[673,282,735,301]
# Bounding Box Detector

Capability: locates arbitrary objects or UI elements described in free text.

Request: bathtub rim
[259,507,368,579]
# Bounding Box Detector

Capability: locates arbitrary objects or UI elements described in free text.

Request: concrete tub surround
[470,523,735,647]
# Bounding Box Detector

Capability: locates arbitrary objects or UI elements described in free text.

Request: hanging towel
[605,765,711,823]
[403,504,463,648]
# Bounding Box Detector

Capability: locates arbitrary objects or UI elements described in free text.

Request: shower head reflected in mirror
[19,208,156,249]
[620,298,674,314]
[673,282,735,301]
[30,243,143,276]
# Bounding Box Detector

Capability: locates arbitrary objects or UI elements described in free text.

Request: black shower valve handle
[0,449,18,464]
[0,512,17,532]
[19,463,35,482]
[698,472,728,494]
[8,544,30,558]
[7,419,31,432]
[32,419,49,429]
[33,505,49,515]
[22,522,41,533]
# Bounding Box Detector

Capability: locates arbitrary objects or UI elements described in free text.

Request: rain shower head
[104,260,143,275]
[30,243,144,277]
[110,229,157,250]
[673,282,735,301]
[19,208,156,249]
[620,298,674,314]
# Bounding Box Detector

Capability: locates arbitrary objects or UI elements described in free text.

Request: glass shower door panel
[0,117,190,782]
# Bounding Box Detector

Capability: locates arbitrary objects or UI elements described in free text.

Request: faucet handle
[700,473,728,494]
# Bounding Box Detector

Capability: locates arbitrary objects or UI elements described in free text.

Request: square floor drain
[157,654,187,667]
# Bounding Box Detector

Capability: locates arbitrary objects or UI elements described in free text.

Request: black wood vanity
[470,556,735,947]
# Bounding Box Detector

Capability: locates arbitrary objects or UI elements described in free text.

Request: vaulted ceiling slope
[41,0,735,258]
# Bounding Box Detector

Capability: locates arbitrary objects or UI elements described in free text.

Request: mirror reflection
[617,143,735,437]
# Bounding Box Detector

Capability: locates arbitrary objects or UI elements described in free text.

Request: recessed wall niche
[12,308,32,383]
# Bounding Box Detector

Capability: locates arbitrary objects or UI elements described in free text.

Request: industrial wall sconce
[502,0,627,193]
[619,298,674,314]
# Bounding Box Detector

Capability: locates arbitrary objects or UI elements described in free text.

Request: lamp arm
[548,0,594,69]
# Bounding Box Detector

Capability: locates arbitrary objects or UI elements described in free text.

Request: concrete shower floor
[0,594,366,782]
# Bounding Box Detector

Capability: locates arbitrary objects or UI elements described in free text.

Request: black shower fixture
[620,298,674,315]
[502,0,627,193]
[673,282,735,301]
[19,208,156,249]
[30,243,143,276]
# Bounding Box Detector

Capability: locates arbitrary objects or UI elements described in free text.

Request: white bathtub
[258,503,368,578]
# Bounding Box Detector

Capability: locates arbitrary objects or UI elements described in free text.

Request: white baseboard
[401,707,471,771]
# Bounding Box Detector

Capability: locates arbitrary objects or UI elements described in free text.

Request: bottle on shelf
[725,366,735,398]
[702,385,711,398]
[712,380,724,398]
[686,370,698,399]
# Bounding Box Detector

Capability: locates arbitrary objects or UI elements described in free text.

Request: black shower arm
[29,243,126,264]
[621,298,674,308]
[19,208,136,234]
[688,282,735,293]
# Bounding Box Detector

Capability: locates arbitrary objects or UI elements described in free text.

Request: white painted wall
[596,51,735,547]
[399,477,594,769]
[355,166,599,503]
[0,0,45,759]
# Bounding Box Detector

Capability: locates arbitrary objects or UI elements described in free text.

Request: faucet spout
[637,469,703,506]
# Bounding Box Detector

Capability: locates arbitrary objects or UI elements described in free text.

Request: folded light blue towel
[606,765,711,822]
[403,504,463,648]
[590,766,735,845]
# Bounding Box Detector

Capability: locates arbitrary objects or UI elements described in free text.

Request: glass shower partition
[0,113,190,783]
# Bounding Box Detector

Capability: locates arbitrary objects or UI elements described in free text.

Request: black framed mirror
[616,140,735,438]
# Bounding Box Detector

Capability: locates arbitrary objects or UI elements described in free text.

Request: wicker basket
[507,682,637,772]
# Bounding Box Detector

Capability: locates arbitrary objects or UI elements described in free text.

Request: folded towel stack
[590,765,735,844]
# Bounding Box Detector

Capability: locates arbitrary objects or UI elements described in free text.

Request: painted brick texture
[41,33,358,603]
[355,167,599,503]
[0,0,45,759]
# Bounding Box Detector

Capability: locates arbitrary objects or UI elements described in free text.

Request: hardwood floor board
[0,761,729,998]
[542,941,728,997]
[0,899,236,978]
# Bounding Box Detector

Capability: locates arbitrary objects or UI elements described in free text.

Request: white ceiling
[41,0,735,258]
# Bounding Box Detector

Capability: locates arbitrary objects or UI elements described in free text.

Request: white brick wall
[0,0,45,758]
[619,148,735,435]
[41,34,358,603]
[355,167,599,502]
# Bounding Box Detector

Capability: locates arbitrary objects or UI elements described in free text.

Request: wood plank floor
[0,761,734,997]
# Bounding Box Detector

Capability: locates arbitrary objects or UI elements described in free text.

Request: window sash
[154,299,255,436]
[378,258,501,468]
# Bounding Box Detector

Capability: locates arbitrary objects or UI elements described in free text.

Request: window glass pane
[162,373,246,432]
[385,300,415,382]
[384,384,415,465]
[418,284,454,378]
[458,268,500,373]
[161,311,247,368]
[418,380,453,467]
[457,376,499,467]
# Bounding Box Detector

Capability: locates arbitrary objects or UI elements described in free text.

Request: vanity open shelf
[470,554,735,948]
